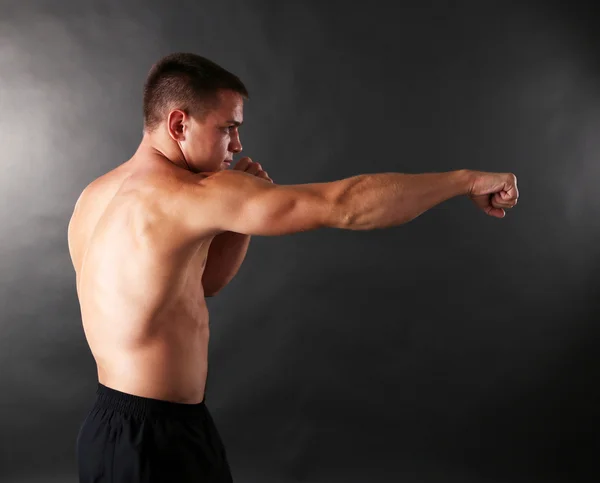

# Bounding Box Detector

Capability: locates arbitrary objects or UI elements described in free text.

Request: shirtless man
[68,53,518,483]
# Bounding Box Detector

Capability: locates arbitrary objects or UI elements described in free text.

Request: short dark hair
[143,53,249,132]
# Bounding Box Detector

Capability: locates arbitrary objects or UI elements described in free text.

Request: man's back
[68,158,215,404]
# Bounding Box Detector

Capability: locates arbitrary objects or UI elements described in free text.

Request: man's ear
[167,110,186,142]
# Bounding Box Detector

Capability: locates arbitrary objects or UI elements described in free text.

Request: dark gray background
[1,1,599,482]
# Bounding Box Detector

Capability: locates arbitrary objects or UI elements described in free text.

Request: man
[68,52,518,483]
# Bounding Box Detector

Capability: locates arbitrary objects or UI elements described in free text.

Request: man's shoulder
[139,169,253,203]
[124,163,217,191]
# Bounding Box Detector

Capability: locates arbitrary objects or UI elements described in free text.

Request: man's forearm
[335,169,473,230]
[202,231,251,295]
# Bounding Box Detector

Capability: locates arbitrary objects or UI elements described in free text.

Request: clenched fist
[468,170,519,218]
[232,157,273,184]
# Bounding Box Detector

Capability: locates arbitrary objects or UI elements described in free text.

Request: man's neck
[134,136,190,172]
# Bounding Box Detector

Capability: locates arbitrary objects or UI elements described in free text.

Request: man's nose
[230,136,242,153]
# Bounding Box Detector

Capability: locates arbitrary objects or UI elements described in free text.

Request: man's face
[182,89,244,173]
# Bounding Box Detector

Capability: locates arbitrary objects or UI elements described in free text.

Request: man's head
[142,53,248,173]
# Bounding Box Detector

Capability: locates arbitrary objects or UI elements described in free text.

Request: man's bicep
[239,183,342,236]
[180,171,344,237]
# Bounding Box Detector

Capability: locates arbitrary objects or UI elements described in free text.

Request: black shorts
[76,383,233,483]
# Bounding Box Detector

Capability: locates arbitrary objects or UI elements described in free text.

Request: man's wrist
[454,169,475,196]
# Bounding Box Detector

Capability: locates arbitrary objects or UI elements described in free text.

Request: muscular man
[68,53,518,483]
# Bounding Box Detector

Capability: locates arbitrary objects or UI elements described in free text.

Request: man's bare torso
[68,158,215,404]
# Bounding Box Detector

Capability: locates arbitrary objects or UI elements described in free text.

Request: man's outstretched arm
[178,166,518,239]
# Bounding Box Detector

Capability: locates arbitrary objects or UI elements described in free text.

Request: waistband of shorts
[94,383,206,419]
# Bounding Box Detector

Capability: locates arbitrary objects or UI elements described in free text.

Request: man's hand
[232,156,273,183]
[468,171,519,218]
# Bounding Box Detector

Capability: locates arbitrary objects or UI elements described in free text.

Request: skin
[68,88,519,405]
[68,89,267,403]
